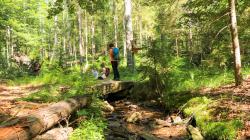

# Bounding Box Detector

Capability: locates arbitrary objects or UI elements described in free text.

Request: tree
[229,0,242,86]
[124,0,134,71]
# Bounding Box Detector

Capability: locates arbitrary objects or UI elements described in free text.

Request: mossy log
[91,81,134,95]
[0,95,92,140]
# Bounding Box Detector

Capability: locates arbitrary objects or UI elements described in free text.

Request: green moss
[183,97,243,140]
[70,98,107,140]
[70,118,107,140]
[204,120,243,140]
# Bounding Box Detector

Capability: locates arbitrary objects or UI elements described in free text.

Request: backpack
[113,47,119,60]
[105,67,110,77]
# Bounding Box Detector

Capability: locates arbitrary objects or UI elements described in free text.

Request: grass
[183,97,243,140]
[6,65,98,103]
[70,98,107,140]
[162,67,250,139]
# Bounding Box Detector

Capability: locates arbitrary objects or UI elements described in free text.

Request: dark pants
[111,61,120,80]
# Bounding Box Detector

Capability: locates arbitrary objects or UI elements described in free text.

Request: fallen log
[0,94,92,140]
[33,127,73,140]
[90,81,134,95]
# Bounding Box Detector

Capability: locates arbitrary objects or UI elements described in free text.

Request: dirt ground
[199,76,250,139]
[0,76,249,139]
[0,84,48,122]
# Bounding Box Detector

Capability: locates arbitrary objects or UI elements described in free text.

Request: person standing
[109,43,120,80]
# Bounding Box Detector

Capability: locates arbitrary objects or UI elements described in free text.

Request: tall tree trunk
[62,1,67,53]
[101,17,107,55]
[73,41,77,67]
[78,6,84,67]
[113,0,118,48]
[39,2,44,60]
[6,26,10,67]
[189,27,193,62]
[91,16,95,57]
[10,30,14,57]
[85,10,89,64]
[124,0,134,71]
[139,15,142,48]
[176,37,179,57]
[66,8,71,58]
[91,2,95,57]
[229,0,242,86]
[123,16,127,58]
[50,15,58,63]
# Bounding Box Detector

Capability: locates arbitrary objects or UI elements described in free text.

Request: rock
[187,125,204,140]
[102,101,114,112]
[155,119,172,127]
[172,116,183,124]
[126,112,142,123]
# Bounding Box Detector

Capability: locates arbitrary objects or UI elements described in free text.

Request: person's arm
[109,49,114,61]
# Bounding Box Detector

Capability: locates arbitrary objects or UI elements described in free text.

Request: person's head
[108,43,114,49]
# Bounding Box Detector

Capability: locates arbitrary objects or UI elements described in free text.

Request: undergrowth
[70,98,107,140]
[183,97,243,140]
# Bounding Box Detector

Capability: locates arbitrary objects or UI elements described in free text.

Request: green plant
[183,97,243,140]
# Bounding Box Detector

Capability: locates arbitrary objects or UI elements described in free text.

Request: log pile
[0,95,92,140]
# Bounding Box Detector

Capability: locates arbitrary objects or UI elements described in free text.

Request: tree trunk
[34,127,73,140]
[6,26,10,67]
[91,16,95,57]
[39,2,45,60]
[123,16,127,58]
[113,0,118,48]
[50,15,58,63]
[189,27,193,62]
[229,0,242,86]
[73,38,77,66]
[124,0,134,71]
[78,6,84,67]
[0,95,92,140]
[139,15,143,48]
[62,4,66,53]
[85,10,89,64]
[176,37,179,57]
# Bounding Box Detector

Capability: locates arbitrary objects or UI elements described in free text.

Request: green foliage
[204,120,243,140]
[16,65,97,102]
[183,97,243,140]
[70,98,107,140]
[70,118,106,140]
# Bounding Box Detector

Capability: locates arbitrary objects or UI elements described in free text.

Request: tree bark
[124,0,134,71]
[50,15,58,63]
[189,27,193,62]
[78,6,84,66]
[229,0,242,86]
[0,95,92,140]
[176,37,179,57]
[6,26,10,67]
[113,0,118,48]
[33,127,73,140]
[91,16,95,56]
[85,10,89,64]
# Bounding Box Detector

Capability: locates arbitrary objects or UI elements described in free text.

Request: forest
[0,0,249,139]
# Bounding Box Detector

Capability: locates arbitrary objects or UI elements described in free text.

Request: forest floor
[199,76,250,139]
[0,83,49,122]
[0,75,250,139]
